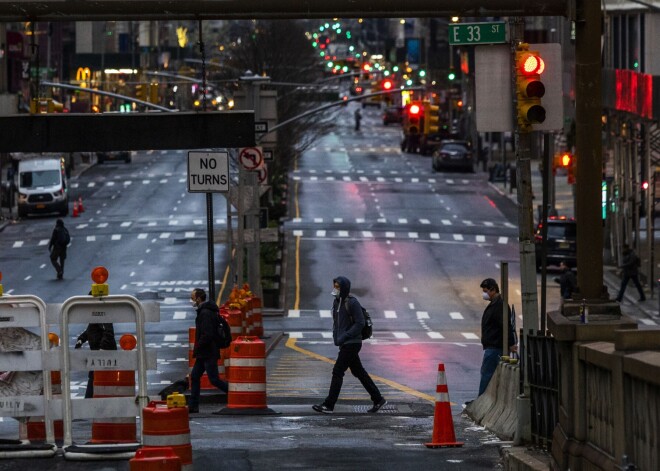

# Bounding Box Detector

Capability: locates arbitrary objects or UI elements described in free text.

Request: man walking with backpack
[313,276,386,414]
[48,218,70,280]
[188,288,228,413]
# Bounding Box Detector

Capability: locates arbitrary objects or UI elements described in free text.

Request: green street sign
[449,22,507,45]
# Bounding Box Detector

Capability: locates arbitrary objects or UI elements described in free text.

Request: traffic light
[423,101,439,135]
[361,63,371,81]
[135,84,146,102]
[381,78,393,91]
[405,102,422,135]
[563,153,576,185]
[448,68,456,81]
[515,43,546,132]
[149,82,159,104]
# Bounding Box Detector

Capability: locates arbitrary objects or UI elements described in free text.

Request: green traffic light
[448,72,456,81]
[419,70,426,77]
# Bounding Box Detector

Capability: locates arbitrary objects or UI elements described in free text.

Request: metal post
[501,262,509,356]
[541,133,550,330]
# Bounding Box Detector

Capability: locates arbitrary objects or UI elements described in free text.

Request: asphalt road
[0,103,536,469]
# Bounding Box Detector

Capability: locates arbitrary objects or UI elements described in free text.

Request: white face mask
[331,288,340,298]
[482,292,490,301]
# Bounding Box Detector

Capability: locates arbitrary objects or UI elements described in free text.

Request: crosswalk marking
[449,312,464,320]
[417,311,429,319]
[428,332,445,339]
[393,332,410,339]
[462,332,480,340]
[384,310,397,318]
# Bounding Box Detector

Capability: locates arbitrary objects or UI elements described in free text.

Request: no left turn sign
[239,147,263,170]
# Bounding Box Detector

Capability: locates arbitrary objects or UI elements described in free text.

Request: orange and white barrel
[142,401,192,470]
[227,336,267,410]
[91,369,137,443]
[129,446,182,471]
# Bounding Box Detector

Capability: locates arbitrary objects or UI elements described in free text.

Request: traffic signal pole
[511,18,539,444]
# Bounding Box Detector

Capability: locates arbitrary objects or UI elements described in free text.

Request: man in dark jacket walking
[478,278,517,396]
[616,245,646,302]
[75,322,117,398]
[188,288,228,413]
[313,276,386,414]
[48,219,69,279]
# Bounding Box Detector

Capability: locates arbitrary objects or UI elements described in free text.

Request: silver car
[431,140,474,173]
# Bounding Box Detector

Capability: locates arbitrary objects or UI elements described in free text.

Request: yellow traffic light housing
[149,82,159,103]
[405,101,423,135]
[423,101,440,135]
[135,84,146,102]
[516,44,546,132]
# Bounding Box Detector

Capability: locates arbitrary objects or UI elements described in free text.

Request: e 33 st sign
[187,151,229,193]
[449,22,507,46]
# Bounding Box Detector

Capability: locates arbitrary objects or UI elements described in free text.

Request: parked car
[534,217,577,270]
[431,140,474,172]
[382,106,404,125]
[97,151,131,164]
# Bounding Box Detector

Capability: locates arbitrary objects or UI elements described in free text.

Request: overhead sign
[449,22,507,45]
[187,151,229,193]
[239,146,264,170]
[255,121,268,133]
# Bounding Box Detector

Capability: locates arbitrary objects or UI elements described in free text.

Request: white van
[17,157,69,217]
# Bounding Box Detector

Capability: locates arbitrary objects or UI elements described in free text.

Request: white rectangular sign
[187,151,229,193]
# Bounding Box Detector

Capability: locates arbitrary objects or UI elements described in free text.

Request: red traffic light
[409,104,421,115]
[642,181,649,190]
[382,79,393,90]
[518,53,545,76]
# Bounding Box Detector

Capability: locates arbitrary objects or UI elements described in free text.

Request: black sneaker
[312,403,333,414]
[367,398,387,413]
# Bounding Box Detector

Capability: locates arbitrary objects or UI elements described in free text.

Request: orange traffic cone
[72,200,79,217]
[78,196,84,212]
[425,363,463,448]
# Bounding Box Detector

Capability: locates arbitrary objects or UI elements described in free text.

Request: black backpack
[346,296,373,340]
[214,314,232,349]
[58,228,71,247]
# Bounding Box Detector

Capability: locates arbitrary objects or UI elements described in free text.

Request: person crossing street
[48,218,70,280]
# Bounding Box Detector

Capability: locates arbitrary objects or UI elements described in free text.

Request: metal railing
[526,332,559,448]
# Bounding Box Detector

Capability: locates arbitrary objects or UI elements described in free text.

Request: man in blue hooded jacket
[313,276,386,414]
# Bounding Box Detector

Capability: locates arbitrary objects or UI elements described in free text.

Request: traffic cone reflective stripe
[424,363,463,448]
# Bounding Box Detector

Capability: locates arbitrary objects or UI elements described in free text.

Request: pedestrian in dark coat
[616,245,645,302]
[48,219,69,280]
[188,288,228,413]
[313,276,386,414]
[478,278,517,396]
[75,322,117,398]
[554,261,577,300]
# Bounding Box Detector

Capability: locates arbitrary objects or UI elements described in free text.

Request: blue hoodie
[332,276,365,346]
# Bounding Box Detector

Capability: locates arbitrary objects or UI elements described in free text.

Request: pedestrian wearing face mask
[188,288,228,413]
[313,276,386,414]
[478,278,517,396]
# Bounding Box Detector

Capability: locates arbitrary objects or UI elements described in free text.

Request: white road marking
[462,333,480,340]
[384,310,397,318]
[428,332,445,339]
[288,310,301,318]
[449,312,464,320]
[417,311,429,319]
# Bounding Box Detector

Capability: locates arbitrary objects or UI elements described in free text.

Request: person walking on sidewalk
[616,245,646,302]
[48,219,70,280]
[478,278,517,396]
[313,276,386,414]
[188,288,228,413]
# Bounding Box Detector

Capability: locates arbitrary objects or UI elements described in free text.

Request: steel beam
[0,1,569,22]
[0,112,255,153]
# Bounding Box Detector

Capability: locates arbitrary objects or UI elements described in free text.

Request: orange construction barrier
[142,401,192,470]
[21,332,63,442]
[91,369,137,443]
[227,336,267,410]
[424,363,463,448]
[72,200,79,217]
[187,326,226,390]
[129,446,182,471]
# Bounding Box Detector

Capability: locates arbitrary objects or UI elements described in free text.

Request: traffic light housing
[135,84,146,102]
[515,44,546,132]
[423,101,439,135]
[149,82,159,104]
[405,102,423,135]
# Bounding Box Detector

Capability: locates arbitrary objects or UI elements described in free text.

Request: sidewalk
[488,160,659,320]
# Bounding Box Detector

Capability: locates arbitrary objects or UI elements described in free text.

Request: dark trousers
[50,249,65,276]
[84,371,95,398]
[616,274,645,301]
[189,357,228,407]
[324,343,382,409]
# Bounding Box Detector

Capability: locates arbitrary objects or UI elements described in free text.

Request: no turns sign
[187,151,229,193]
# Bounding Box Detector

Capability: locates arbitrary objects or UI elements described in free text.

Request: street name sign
[187,151,229,193]
[255,121,268,133]
[449,22,507,45]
